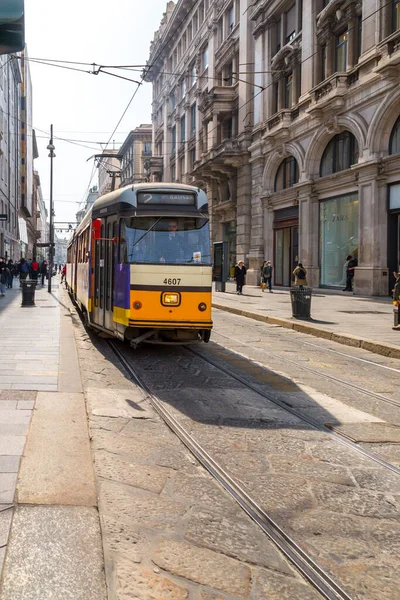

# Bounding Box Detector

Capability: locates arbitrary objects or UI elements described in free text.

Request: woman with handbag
[261,260,273,293]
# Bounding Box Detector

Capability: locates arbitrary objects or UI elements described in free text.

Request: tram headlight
[198,302,207,312]
[161,292,180,306]
[133,301,142,310]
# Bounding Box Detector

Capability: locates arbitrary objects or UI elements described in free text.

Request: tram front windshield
[120,216,211,265]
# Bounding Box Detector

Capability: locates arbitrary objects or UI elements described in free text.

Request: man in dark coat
[343,254,358,292]
[234,261,247,295]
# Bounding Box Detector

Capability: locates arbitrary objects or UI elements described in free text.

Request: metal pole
[48,124,54,293]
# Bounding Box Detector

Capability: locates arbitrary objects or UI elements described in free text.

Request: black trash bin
[290,286,312,319]
[21,279,36,307]
[394,303,399,327]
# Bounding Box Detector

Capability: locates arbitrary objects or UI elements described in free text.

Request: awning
[18,218,28,245]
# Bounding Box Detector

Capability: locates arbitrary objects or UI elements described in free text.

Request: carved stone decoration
[325,117,340,135]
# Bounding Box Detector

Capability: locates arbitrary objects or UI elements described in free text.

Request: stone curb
[212,303,400,360]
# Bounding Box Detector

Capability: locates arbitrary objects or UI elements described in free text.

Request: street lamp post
[47,125,55,294]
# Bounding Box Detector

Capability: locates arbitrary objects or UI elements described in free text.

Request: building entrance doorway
[273,207,299,287]
[388,184,400,295]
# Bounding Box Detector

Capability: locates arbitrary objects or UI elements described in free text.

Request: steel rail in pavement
[213,328,400,409]
[108,339,355,600]
[188,345,400,476]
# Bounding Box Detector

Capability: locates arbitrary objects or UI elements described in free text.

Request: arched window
[389,116,400,155]
[320,131,359,176]
[274,156,299,191]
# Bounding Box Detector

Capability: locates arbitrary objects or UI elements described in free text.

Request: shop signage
[332,214,349,222]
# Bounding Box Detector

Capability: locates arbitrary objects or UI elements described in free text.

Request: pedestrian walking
[0,258,7,296]
[293,263,307,288]
[6,259,13,288]
[261,260,273,293]
[61,264,66,283]
[343,254,358,292]
[19,258,29,285]
[234,261,246,295]
[393,270,400,331]
[30,258,39,281]
[40,260,48,285]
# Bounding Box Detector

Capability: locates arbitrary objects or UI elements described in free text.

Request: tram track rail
[188,344,400,476]
[108,339,356,600]
[213,327,400,410]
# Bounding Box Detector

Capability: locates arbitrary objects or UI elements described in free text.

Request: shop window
[222,118,233,139]
[320,132,359,176]
[335,31,348,72]
[274,156,299,191]
[390,116,400,155]
[320,193,359,287]
[394,0,400,31]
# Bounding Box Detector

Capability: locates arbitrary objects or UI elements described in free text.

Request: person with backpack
[30,258,39,281]
[261,260,273,293]
[19,258,29,285]
[293,263,307,288]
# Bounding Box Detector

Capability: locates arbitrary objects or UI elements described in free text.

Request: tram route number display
[163,278,181,285]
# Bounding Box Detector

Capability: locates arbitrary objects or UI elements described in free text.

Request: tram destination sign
[0,214,7,221]
[137,192,195,206]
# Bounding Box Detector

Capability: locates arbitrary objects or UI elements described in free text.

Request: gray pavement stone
[0,402,17,409]
[268,454,355,487]
[0,456,20,473]
[0,410,31,424]
[0,473,17,503]
[185,509,294,575]
[16,401,34,410]
[332,422,400,443]
[101,514,148,564]
[351,467,400,493]
[111,560,189,600]
[0,436,25,456]
[0,508,12,546]
[95,450,173,494]
[0,505,107,600]
[333,560,399,600]
[152,538,251,598]
[167,472,240,515]
[0,424,29,436]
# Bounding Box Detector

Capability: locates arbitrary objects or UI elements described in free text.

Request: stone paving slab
[0,506,107,600]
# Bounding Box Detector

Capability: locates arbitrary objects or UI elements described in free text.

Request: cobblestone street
[70,294,400,600]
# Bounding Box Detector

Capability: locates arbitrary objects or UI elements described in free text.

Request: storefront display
[320,193,359,287]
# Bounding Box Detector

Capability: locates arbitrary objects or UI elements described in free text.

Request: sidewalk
[213,282,400,359]
[0,279,106,599]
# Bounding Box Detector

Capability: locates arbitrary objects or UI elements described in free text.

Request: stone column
[236,162,251,263]
[355,165,389,295]
[298,184,320,287]
[301,0,315,94]
[162,97,169,180]
[347,14,356,69]
[247,155,265,285]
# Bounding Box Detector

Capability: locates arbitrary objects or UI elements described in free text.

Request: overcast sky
[25,0,166,235]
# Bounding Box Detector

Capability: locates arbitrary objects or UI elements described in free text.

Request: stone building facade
[119,125,152,186]
[145,0,255,270]
[0,54,22,260]
[147,0,400,295]
[248,0,400,294]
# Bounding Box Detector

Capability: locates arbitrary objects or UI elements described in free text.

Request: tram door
[92,216,117,331]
